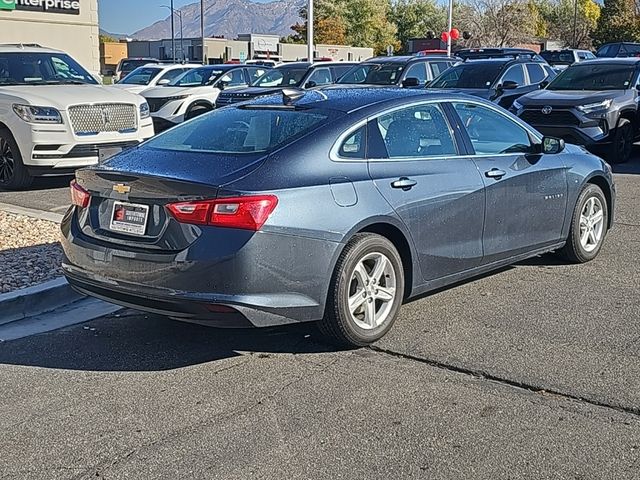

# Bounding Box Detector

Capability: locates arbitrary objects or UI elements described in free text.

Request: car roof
[0,44,64,54]
[364,56,456,64]
[579,57,640,65]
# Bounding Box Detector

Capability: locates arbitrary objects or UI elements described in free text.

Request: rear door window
[526,63,546,83]
[429,61,453,79]
[307,67,333,86]
[338,126,366,159]
[404,63,428,85]
[500,65,526,86]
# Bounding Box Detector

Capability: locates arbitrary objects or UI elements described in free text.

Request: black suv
[512,58,640,163]
[215,62,356,107]
[428,57,556,108]
[335,56,457,88]
[596,42,640,58]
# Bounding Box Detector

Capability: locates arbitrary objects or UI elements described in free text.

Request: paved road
[1,166,640,478]
[0,175,72,214]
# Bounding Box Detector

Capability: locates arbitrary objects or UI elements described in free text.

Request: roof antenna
[282,88,305,106]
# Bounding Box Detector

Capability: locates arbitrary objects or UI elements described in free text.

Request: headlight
[577,99,612,114]
[140,102,150,119]
[512,99,523,111]
[13,104,62,124]
[166,95,189,102]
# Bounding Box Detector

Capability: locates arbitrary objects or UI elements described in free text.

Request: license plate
[98,146,122,163]
[109,201,149,236]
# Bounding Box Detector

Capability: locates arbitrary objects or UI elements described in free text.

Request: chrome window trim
[330,97,542,162]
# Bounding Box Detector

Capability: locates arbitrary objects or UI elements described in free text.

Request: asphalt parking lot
[0,161,639,479]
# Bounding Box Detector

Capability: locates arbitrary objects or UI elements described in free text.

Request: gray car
[512,58,640,163]
[60,88,615,347]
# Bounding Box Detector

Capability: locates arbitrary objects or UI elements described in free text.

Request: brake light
[167,195,278,231]
[70,179,90,208]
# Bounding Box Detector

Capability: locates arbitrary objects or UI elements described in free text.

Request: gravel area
[0,211,63,294]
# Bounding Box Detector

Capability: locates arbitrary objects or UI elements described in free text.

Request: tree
[456,0,536,47]
[99,34,118,44]
[284,0,348,45]
[592,0,640,46]
[343,0,400,55]
[390,0,448,53]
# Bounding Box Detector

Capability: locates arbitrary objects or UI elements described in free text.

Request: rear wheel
[184,103,212,121]
[319,233,405,347]
[606,118,633,164]
[0,128,32,190]
[560,184,608,263]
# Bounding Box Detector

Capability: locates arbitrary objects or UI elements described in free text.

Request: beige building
[100,41,127,75]
[0,0,100,74]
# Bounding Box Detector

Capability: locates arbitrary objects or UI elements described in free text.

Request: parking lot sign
[239,51,247,63]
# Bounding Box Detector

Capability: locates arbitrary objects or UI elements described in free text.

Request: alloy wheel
[0,137,14,184]
[347,252,397,330]
[579,196,605,253]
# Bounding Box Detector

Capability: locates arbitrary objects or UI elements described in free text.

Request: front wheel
[184,103,212,121]
[560,184,608,263]
[606,118,633,164]
[319,233,405,347]
[0,128,33,190]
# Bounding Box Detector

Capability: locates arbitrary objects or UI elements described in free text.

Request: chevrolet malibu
[60,89,615,346]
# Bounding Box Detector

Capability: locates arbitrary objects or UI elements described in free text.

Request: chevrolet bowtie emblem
[113,183,131,194]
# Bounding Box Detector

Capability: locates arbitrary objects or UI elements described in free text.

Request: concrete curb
[0,202,65,223]
[0,277,84,327]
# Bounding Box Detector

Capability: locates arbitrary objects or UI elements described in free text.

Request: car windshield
[547,64,636,90]
[146,106,329,154]
[253,68,308,87]
[120,66,162,85]
[170,67,228,87]
[541,51,575,65]
[430,63,502,89]
[0,52,97,85]
[337,63,405,85]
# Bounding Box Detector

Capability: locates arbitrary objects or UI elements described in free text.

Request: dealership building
[0,0,100,74]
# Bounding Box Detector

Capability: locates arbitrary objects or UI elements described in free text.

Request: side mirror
[217,81,226,90]
[305,80,317,89]
[501,80,519,90]
[542,136,565,155]
[157,78,171,86]
[402,77,420,88]
[539,80,549,89]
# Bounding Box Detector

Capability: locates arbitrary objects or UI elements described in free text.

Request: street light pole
[170,0,175,62]
[307,0,314,62]
[447,0,453,56]
[201,0,206,64]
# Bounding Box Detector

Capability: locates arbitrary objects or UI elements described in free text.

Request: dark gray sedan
[60,89,615,347]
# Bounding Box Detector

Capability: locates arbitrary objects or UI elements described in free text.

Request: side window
[578,52,587,61]
[429,61,452,79]
[526,63,546,84]
[338,126,366,159]
[375,103,457,159]
[307,67,333,86]
[158,68,186,83]
[500,65,525,86]
[453,102,533,155]
[247,67,267,83]
[586,52,596,59]
[404,63,427,85]
[331,65,352,81]
[220,69,247,87]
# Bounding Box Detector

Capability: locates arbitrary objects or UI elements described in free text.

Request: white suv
[0,45,154,190]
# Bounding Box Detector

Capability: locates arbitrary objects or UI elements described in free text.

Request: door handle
[485,168,506,179]
[391,177,418,190]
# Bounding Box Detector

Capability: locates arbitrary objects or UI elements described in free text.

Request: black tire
[0,128,33,190]
[560,184,608,263]
[606,118,633,164]
[184,103,212,121]
[319,233,405,347]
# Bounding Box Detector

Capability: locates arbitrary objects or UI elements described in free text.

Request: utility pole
[447,0,453,56]
[170,0,175,62]
[572,0,578,48]
[307,0,314,62]
[201,0,206,64]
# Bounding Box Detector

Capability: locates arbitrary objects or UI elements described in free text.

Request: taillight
[167,195,278,231]
[70,179,90,208]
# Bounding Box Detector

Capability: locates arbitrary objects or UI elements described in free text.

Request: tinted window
[247,67,267,84]
[526,63,546,84]
[404,63,427,85]
[339,126,366,159]
[120,67,162,85]
[121,60,154,73]
[254,67,308,87]
[453,102,533,155]
[307,67,333,86]
[376,104,457,158]
[0,52,97,85]
[541,51,575,65]
[220,69,247,87]
[171,67,230,87]
[332,65,353,81]
[430,62,503,89]
[337,63,406,86]
[596,45,618,57]
[429,61,453,78]
[148,107,329,154]
[501,65,525,85]
[548,63,636,90]
[157,68,187,83]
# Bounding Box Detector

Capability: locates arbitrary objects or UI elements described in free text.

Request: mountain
[99,29,129,41]
[132,0,304,41]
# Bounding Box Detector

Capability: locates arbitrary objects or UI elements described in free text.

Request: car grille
[147,97,173,113]
[519,109,580,127]
[216,93,256,107]
[69,104,138,135]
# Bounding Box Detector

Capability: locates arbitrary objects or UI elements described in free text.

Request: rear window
[120,67,162,85]
[145,107,329,154]
[541,51,575,65]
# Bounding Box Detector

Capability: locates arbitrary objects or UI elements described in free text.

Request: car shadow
[0,310,343,372]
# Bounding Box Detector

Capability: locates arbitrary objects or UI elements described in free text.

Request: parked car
[215,62,356,108]
[111,63,200,94]
[596,42,640,58]
[428,57,556,108]
[114,57,160,83]
[142,64,270,132]
[0,44,154,190]
[456,48,544,62]
[512,58,640,163]
[540,49,596,71]
[336,56,457,88]
[60,88,614,347]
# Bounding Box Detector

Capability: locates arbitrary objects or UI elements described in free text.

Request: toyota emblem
[541,106,553,115]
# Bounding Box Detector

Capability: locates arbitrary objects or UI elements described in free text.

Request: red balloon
[450,28,460,41]
[441,31,450,42]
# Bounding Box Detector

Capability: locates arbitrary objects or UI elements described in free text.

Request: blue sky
[98,0,271,35]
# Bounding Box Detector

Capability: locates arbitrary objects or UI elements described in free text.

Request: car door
[449,101,568,263]
[366,102,486,281]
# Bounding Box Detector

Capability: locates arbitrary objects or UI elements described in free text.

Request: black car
[428,57,556,109]
[596,42,640,58]
[215,62,356,107]
[456,48,545,62]
[512,58,640,163]
[335,56,457,88]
